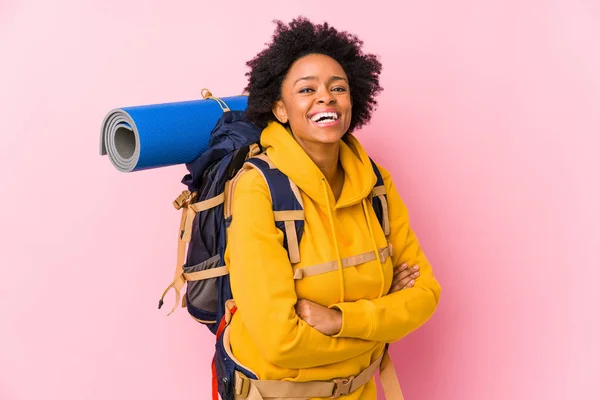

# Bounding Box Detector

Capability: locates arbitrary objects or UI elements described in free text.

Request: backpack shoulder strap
[244,154,305,264]
[228,155,387,262]
[369,158,391,236]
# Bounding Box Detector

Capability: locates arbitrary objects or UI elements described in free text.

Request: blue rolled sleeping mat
[99,90,248,172]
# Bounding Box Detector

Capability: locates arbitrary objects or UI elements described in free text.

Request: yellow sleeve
[330,165,442,343]
[225,169,377,369]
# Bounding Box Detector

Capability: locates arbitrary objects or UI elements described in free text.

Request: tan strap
[181,206,197,243]
[223,144,262,219]
[159,200,190,315]
[380,351,404,399]
[280,173,304,265]
[183,265,229,281]
[282,220,299,264]
[372,185,386,197]
[190,315,217,324]
[378,194,391,236]
[268,182,304,264]
[345,350,385,394]
[190,192,225,212]
[293,245,393,280]
[273,210,305,221]
[234,351,385,399]
[202,88,231,112]
[236,372,330,399]
[371,185,391,236]
[288,178,304,208]
[225,165,252,219]
[273,211,304,265]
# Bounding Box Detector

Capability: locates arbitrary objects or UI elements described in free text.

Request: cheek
[291,99,311,118]
[343,96,353,110]
[338,96,352,115]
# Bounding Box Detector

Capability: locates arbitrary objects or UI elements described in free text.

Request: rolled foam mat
[99,95,248,172]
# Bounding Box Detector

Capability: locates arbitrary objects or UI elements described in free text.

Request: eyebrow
[293,75,348,86]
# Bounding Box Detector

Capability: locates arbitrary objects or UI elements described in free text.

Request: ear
[271,100,289,124]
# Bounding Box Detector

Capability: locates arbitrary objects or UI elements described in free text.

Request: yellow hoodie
[224,122,442,399]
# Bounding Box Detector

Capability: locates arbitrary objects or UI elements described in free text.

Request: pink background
[1,1,598,399]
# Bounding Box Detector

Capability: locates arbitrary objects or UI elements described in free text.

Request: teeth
[310,112,339,122]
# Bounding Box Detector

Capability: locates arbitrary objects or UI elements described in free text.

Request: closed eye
[299,87,315,93]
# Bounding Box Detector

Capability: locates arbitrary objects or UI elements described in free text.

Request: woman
[224,17,442,399]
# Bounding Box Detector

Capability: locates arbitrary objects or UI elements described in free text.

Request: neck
[295,139,342,185]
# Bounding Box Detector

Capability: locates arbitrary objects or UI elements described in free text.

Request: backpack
[158,99,391,400]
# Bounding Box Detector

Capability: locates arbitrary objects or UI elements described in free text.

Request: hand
[389,263,420,294]
[295,299,342,336]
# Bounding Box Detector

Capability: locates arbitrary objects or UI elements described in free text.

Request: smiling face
[272,53,352,147]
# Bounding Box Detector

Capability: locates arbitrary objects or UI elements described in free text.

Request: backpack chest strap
[293,244,393,280]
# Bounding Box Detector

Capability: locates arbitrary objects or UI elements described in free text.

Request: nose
[317,87,336,104]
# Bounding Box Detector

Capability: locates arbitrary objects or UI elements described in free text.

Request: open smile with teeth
[310,112,340,124]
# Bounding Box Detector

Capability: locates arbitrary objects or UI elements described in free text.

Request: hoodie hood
[260,121,378,209]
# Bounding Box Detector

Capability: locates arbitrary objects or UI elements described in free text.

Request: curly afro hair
[244,17,383,133]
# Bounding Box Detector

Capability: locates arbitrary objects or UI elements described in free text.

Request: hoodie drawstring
[362,199,386,298]
[321,178,387,302]
[321,178,346,302]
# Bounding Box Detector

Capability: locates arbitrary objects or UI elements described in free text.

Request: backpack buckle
[173,190,196,210]
[246,143,261,160]
[331,376,354,398]
[234,372,251,398]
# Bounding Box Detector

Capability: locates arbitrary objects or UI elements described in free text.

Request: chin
[313,131,344,145]
[311,124,348,143]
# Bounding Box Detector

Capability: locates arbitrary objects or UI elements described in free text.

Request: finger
[395,264,419,275]
[394,265,420,281]
[392,272,419,291]
[392,268,414,286]
[391,278,415,293]
[393,263,409,276]
[399,268,420,286]
[390,265,420,293]
[398,277,415,289]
